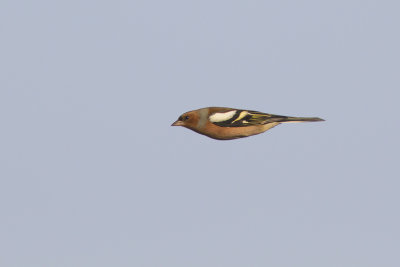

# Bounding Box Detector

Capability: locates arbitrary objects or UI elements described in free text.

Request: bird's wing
[209,109,288,127]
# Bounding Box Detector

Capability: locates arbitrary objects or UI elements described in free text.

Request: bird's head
[171,110,199,129]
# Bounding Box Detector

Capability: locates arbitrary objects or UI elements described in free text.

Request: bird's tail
[280,116,325,123]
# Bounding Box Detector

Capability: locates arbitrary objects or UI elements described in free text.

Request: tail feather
[282,116,325,123]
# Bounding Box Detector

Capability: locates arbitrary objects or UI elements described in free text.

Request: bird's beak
[171,120,183,126]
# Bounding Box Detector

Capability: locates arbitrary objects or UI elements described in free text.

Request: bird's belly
[204,123,280,140]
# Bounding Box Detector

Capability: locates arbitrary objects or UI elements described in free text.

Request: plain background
[1,1,399,266]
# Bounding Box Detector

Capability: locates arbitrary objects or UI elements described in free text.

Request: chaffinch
[171,107,324,140]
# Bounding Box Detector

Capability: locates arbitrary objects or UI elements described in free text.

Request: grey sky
[1,0,399,266]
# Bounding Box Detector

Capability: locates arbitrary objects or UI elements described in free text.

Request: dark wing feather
[211,109,289,127]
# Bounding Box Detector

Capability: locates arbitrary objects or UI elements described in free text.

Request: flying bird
[171,107,324,140]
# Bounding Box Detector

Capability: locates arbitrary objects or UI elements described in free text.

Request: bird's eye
[179,115,190,121]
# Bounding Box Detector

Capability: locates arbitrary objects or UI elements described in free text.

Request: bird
[171,107,324,140]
